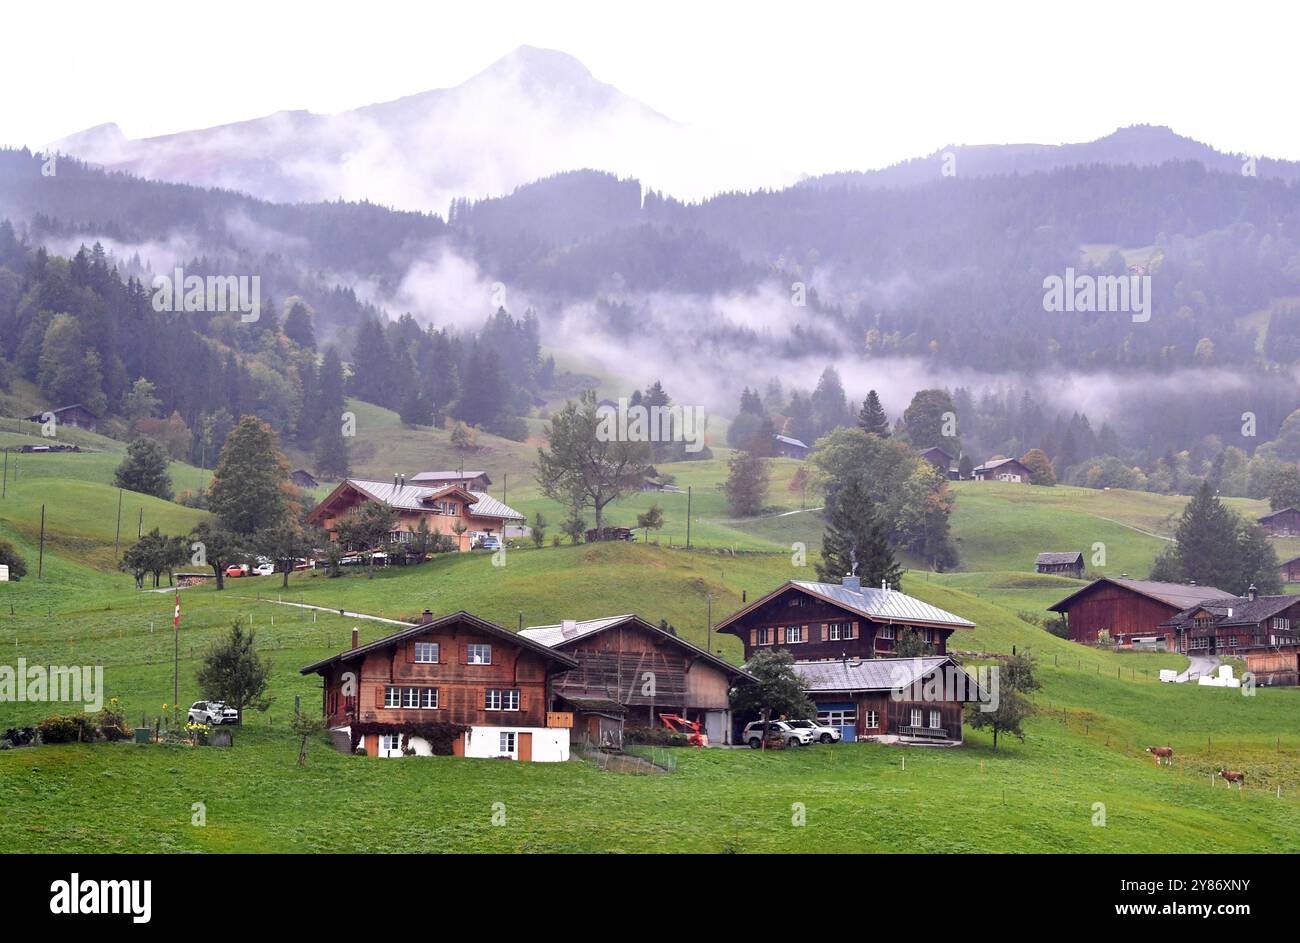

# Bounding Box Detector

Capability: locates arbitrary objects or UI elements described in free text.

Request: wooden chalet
[917,446,958,479]
[299,610,578,760]
[1280,554,1300,584]
[1047,577,1229,649]
[409,469,493,491]
[972,457,1032,482]
[1258,507,1300,537]
[772,434,810,459]
[518,614,754,747]
[1160,587,1300,657]
[1243,643,1300,687]
[25,403,97,432]
[290,468,319,489]
[791,656,984,743]
[305,477,524,551]
[1035,551,1084,578]
[714,576,976,664]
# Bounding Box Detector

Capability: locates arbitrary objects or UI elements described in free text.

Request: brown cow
[1217,768,1245,791]
[1145,746,1174,767]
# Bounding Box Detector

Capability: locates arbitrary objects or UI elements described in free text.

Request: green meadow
[2,405,1299,853]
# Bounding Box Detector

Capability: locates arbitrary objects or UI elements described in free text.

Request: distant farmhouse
[1258,507,1300,537]
[1035,551,1084,579]
[306,476,524,551]
[25,403,97,433]
[1280,554,1300,584]
[519,614,754,747]
[772,434,810,458]
[290,468,319,489]
[714,576,981,743]
[300,611,578,760]
[917,446,959,480]
[1162,586,1300,659]
[1047,577,1230,649]
[973,457,1031,482]
[410,469,493,491]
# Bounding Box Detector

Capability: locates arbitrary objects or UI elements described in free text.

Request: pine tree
[114,437,173,500]
[283,302,316,349]
[815,473,902,589]
[857,390,890,437]
[208,416,292,536]
[725,450,769,516]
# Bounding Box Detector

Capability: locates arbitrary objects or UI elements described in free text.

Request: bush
[623,725,690,747]
[96,701,130,741]
[37,714,96,744]
[0,538,28,580]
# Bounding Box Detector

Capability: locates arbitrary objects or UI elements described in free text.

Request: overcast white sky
[4,0,1298,176]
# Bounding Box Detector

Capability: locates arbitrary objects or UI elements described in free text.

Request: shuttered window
[384,686,400,708]
[485,688,520,711]
[414,642,439,663]
[467,644,492,665]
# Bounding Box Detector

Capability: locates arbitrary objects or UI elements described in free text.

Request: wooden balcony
[897,725,950,739]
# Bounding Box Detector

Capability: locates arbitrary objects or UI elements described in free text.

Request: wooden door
[518,732,533,762]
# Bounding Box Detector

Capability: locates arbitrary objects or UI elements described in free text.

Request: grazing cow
[1218,768,1245,791]
[1145,746,1174,767]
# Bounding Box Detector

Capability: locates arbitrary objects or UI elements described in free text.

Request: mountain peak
[473,45,597,88]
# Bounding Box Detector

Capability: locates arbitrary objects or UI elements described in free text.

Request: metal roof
[410,470,489,481]
[789,580,976,629]
[792,656,964,693]
[1036,552,1083,565]
[1048,577,1230,613]
[774,434,809,449]
[346,479,524,521]
[521,614,755,680]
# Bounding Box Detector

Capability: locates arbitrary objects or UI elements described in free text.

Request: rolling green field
[2,405,1300,853]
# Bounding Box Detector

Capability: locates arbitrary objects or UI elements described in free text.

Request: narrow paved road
[1176,653,1219,683]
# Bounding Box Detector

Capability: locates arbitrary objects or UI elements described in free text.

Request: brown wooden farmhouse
[714,577,980,743]
[1258,507,1300,537]
[1280,554,1300,584]
[1035,551,1084,578]
[1047,577,1229,649]
[1160,587,1300,659]
[299,610,578,761]
[519,614,754,747]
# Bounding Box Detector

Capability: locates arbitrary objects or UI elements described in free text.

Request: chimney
[400,474,406,488]
[351,627,359,650]
[841,575,861,592]
[394,473,400,487]
[561,619,578,638]
[421,608,433,623]
[1249,584,1258,602]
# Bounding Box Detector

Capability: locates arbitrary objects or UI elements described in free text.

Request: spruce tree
[815,473,902,589]
[114,437,173,500]
[857,390,890,437]
[208,416,292,536]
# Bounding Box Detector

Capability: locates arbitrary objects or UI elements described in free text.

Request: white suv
[786,719,841,744]
[188,701,239,726]
[743,720,814,748]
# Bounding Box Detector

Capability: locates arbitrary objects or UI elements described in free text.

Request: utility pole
[686,486,692,549]
[114,488,123,559]
[2,449,6,498]
[138,506,143,539]
[37,504,45,579]
[706,593,713,656]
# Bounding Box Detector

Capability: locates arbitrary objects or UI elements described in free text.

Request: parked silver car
[743,720,814,748]
[188,700,239,726]
[786,719,841,744]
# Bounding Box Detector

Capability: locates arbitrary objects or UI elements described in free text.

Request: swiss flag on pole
[174,592,181,629]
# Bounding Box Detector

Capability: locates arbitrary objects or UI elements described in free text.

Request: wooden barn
[299,610,578,761]
[917,446,956,478]
[1243,644,1300,687]
[792,656,984,743]
[1161,587,1300,656]
[772,434,810,459]
[290,468,319,489]
[1280,554,1300,583]
[25,403,98,433]
[1047,577,1229,649]
[409,469,493,491]
[519,614,754,747]
[972,457,1032,482]
[713,576,976,663]
[1258,507,1300,537]
[1035,551,1084,578]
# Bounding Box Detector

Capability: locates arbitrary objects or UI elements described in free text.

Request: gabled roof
[299,610,578,675]
[1036,551,1083,565]
[714,580,975,636]
[918,445,954,460]
[520,614,754,681]
[1279,554,1300,567]
[306,478,525,524]
[411,470,491,483]
[791,655,983,700]
[1163,594,1300,629]
[1259,507,1300,523]
[1047,577,1230,613]
[974,457,1028,472]
[774,434,809,449]
[26,403,98,420]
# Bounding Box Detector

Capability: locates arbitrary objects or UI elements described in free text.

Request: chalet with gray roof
[1160,586,1300,656]
[1035,551,1084,578]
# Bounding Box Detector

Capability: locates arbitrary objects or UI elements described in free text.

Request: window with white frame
[829,622,855,640]
[878,625,895,640]
[389,530,412,543]
[414,641,439,663]
[485,688,520,711]
[1273,617,1291,632]
[402,687,420,708]
[384,685,400,708]
[380,734,402,753]
[784,625,803,644]
[421,688,439,709]
[817,708,857,729]
[499,731,516,754]
[864,710,879,729]
[467,644,492,665]
[910,708,922,727]
[756,627,770,645]
[930,710,941,729]
[1190,636,1211,650]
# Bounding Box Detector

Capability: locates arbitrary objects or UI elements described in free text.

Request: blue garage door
[816,702,857,743]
